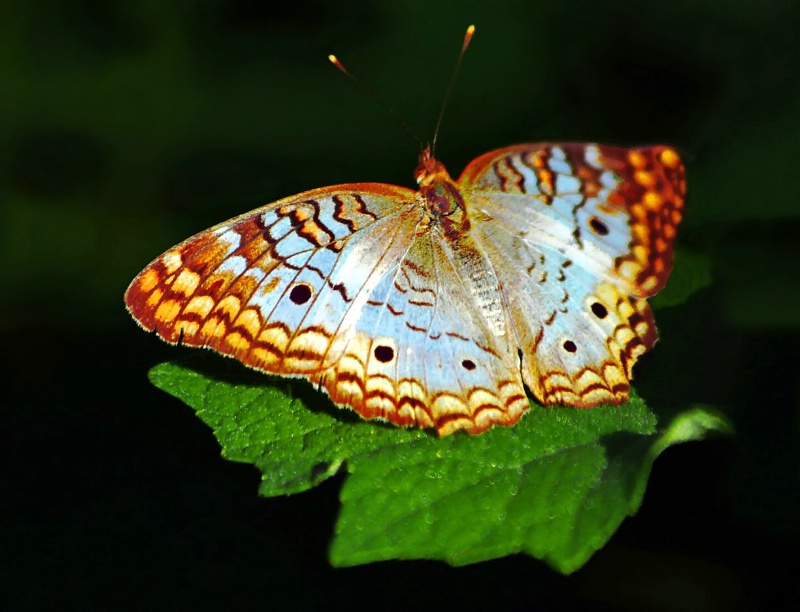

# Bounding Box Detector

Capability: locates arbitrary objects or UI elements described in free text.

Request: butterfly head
[413,146,471,239]
[414,146,452,187]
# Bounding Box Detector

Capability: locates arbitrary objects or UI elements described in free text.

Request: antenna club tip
[328,54,349,74]
[463,25,476,51]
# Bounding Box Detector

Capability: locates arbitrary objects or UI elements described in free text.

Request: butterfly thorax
[412,147,505,335]
[415,147,470,241]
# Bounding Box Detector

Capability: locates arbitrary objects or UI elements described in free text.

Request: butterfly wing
[326,228,528,435]
[126,183,418,347]
[459,143,685,407]
[126,183,527,435]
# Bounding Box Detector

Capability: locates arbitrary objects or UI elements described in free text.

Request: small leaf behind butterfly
[649,247,713,310]
[149,360,730,572]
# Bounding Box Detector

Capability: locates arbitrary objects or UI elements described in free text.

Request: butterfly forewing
[126,183,417,353]
[460,143,685,295]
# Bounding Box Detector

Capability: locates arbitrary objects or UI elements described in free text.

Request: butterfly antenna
[431,24,475,155]
[328,54,422,146]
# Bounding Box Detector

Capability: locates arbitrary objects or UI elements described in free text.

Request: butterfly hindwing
[319,230,528,435]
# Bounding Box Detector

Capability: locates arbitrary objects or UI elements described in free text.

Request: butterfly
[125,142,685,436]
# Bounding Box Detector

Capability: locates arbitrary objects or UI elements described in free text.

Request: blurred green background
[2,0,798,609]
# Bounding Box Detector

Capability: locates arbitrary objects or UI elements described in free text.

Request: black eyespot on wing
[588,216,609,236]
[289,283,312,305]
[591,302,608,319]
[461,359,476,371]
[563,340,577,353]
[374,345,394,363]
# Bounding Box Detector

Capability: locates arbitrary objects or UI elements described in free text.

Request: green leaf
[149,360,428,496]
[149,360,730,572]
[649,247,713,309]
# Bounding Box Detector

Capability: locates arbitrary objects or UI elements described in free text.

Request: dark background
[2,1,798,609]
